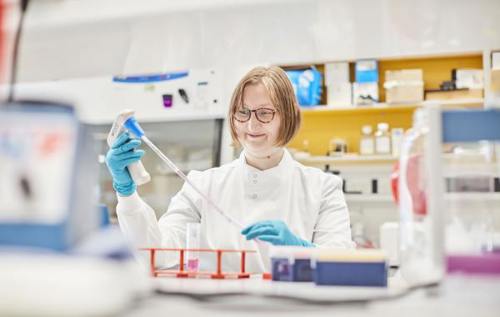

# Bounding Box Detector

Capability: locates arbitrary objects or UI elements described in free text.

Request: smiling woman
[228,66,302,170]
[108,65,354,273]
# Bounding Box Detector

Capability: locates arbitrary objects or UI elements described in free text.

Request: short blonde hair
[228,66,301,147]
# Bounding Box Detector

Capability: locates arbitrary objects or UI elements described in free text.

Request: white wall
[17,0,500,82]
[15,0,500,163]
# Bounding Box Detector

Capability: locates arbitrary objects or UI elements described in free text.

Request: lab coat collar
[238,148,293,176]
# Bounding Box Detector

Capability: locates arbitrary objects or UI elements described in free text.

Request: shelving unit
[282,52,486,157]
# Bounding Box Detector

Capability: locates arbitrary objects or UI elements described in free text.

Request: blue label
[113,71,189,83]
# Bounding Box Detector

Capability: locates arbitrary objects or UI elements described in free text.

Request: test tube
[186,223,201,272]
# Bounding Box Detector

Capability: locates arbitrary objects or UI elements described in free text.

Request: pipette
[122,114,244,230]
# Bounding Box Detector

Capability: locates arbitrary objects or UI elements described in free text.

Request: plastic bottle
[375,123,391,155]
[359,125,374,155]
[391,128,404,157]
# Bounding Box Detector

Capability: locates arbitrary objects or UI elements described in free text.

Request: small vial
[375,123,391,155]
[359,125,374,155]
[186,223,201,272]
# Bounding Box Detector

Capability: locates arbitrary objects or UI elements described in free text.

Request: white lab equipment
[398,105,500,284]
[440,109,500,275]
[107,109,150,185]
[379,222,400,267]
[0,102,100,251]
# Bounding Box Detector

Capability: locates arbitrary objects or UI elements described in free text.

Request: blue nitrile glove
[241,220,314,247]
[105,132,145,196]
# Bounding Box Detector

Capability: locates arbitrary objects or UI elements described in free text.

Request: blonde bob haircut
[228,66,301,148]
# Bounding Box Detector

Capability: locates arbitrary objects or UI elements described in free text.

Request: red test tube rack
[140,247,258,279]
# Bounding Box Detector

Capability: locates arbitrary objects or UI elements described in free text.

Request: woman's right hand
[105,132,145,196]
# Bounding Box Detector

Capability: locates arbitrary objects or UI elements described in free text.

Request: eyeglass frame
[232,107,277,124]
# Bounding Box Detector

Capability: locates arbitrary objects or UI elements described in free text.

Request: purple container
[447,253,500,275]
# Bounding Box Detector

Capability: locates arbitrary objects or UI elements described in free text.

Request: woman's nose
[247,113,261,130]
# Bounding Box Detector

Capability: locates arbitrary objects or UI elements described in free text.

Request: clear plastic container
[444,140,498,254]
[398,108,438,285]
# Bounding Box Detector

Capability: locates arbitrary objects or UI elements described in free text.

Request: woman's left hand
[241,220,313,247]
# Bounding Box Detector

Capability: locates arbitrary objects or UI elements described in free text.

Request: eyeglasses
[233,107,277,124]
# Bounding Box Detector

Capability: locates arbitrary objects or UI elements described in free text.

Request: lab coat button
[253,174,258,178]
[253,180,257,184]
[251,194,258,199]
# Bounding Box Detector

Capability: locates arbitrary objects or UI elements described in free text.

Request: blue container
[355,60,378,83]
[286,68,322,106]
[292,259,313,282]
[271,258,313,282]
[271,258,292,281]
[314,261,388,287]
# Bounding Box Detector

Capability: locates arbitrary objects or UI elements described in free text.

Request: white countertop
[124,274,500,317]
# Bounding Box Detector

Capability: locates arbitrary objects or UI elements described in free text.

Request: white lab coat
[116,149,354,273]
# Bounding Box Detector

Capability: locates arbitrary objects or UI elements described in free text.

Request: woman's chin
[243,143,271,155]
[242,143,281,158]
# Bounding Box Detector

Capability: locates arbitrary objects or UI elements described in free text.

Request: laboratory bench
[123,274,500,317]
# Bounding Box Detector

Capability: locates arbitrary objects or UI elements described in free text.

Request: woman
[106,66,354,272]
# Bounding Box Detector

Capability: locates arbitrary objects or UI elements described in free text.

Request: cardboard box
[384,69,424,104]
[325,62,350,85]
[425,89,483,101]
[327,83,352,107]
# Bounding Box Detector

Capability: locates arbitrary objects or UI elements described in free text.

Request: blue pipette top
[124,117,145,138]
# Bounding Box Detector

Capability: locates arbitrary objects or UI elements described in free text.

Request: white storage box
[327,83,352,107]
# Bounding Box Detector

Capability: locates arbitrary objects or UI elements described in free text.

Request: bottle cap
[361,125,372,135]
[377,122,389,131]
